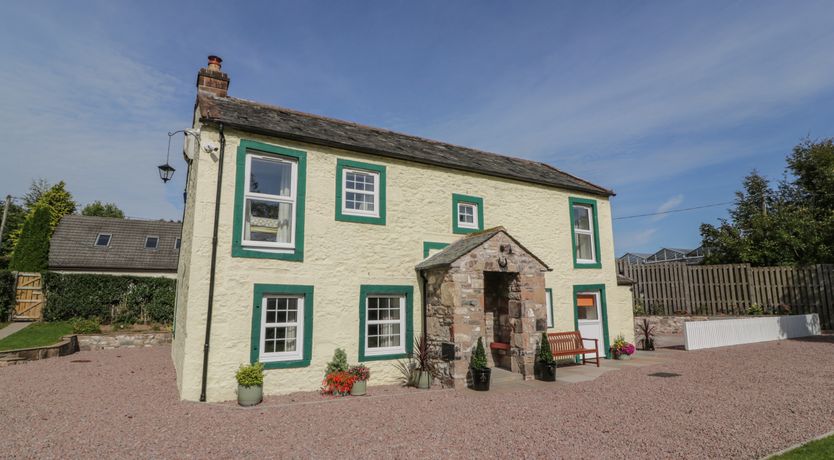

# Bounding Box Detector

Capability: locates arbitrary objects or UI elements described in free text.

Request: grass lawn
[773,434,834,459]
[0,322,73,351]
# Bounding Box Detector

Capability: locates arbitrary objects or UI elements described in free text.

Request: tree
[9,205,51,271]
[701,138,834,266]
[0,198,25,258]
[35,181,77,230]
[22,179,51,208]
[82,201,125,218]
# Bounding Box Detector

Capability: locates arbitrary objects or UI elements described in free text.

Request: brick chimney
[196,55,230,97]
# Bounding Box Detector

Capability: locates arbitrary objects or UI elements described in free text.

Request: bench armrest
[581,337,599,352]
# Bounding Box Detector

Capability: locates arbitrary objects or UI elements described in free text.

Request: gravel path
[2,337,833,459]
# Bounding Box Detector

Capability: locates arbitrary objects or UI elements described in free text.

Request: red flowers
[321,371,355,396]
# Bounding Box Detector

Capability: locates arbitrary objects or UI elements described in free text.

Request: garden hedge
[0,270,15,321]
[43,272,175,324]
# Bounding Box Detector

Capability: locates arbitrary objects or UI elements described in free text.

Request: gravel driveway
[2,337,833,459]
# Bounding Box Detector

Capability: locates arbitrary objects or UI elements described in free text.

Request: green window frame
[572,284,610,359]
[452,193,484,234]
[335,159,386,225]
[569,197,602,269]
[358,284,414,361]
[422,241,449,258]
[250,284,314,369]
[545,287,554,328]
[232,139,307,261]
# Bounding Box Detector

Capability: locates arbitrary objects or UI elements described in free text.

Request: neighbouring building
[49,215,181,278]
[173,56,634,402]
[618,247,705,266]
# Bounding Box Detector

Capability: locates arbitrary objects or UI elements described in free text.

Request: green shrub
[470,337,488,370]
[70,317,101,334]
[537,332,555,364]
[43,272,175,324]
[325,348,349,375]
[0,270,14,321]
[9,205,51,272]
[747,303,764,316]
[236,362,264,387]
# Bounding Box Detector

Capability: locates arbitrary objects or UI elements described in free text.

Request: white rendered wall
[684,314,821,351]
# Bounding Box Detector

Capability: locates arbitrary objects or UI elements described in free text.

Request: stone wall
[424,231,548,387]
[633,315,761,336]
[78,332,172,351]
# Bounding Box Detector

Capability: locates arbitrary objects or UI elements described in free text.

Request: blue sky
[2,1,833,256]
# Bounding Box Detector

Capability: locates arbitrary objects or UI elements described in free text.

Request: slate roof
[415,227,551,271]
[48,215,181,273]
[197,93,613,196]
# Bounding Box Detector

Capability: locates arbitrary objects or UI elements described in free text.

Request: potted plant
[235,362,264,406]
[610,335,636,360]
[637,318,656,351]
[322,371,355,396]
[534,332,557,381]
[349,364,370,396]
[413,336,435,389]
[469,337,491,391]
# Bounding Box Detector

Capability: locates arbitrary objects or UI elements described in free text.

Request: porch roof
[415,227,551,271]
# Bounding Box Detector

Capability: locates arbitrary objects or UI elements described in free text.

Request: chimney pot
[197,55,230,97]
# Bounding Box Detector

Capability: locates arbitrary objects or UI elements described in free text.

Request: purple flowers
[610,334,636,356]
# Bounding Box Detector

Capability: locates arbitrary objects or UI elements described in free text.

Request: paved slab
[0,322,30,341]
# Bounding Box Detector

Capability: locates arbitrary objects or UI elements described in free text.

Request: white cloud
[615,227,658,253]
[652,195,684,223]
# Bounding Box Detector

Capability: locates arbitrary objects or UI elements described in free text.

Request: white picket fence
[683,314,821,351]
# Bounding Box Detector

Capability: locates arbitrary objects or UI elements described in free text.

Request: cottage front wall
[174,124,633,402]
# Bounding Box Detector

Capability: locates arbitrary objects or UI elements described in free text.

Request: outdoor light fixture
[159,129,200,183]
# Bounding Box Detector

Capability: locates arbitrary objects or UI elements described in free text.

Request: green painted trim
[250,284,314,369]
[358,284,414,362]
[568,197,602,269]
[452,193,484,234]
[545,288,554,328]
[422,241,449,258]
[572,284,611,360]
[232,139,307,261]
[335,159,387,225]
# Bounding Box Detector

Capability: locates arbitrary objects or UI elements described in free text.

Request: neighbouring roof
[197,93,614,197]
[618,252,652,260]
[48,215,181,272]
[415,227,551,271]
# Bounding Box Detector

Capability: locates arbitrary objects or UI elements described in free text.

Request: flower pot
[470,367,491,391]
[534,362,557,381]
[416,370,432,389]
[350,379,367,396]
[237,384,262,406]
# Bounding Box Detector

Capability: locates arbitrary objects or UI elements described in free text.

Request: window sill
[359,352,409,362]
[574,261,602,269]
[335,211,386,225]
[260,357,311,370]
[232,244,303,261]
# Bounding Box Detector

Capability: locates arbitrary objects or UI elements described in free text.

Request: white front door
[577,292,604,359]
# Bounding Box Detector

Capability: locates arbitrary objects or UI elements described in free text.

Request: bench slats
[546,331,600,367]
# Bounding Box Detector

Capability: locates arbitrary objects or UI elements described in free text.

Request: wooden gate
[14,272,44,321]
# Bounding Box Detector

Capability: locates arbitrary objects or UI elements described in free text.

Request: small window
[335,159,386,225]
[457,202,478,229]
[570,197,600,268]
[175,238,181,249]
[545,288,554,328]
[365,295,406,356]
[260,295,305,362]
[94,233,111,247]
[144,236,159,249]
[452,194,484,234]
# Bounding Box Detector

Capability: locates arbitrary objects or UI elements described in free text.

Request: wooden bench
[547,331,600,367]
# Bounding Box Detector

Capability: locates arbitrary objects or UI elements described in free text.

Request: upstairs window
[144,236,159,249]
[336,159,387,225]
[452,194,484,234]
[243,153,298,249]
[570,197,601,268]
[94,233,111,247]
